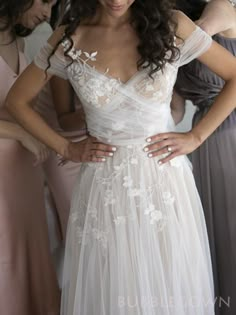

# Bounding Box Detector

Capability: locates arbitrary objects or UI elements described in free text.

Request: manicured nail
[102,158,106,162]
[146,138,151,143]
[143,147,149,152]
[158,161,162,165]
[148,153,153,158]
[112,147,117,151]
[108,152,114,156]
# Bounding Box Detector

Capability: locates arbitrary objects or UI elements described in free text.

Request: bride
[6,0,236,314]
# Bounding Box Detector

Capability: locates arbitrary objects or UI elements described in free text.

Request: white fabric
[178,26,212,66]
[35,27,214,315]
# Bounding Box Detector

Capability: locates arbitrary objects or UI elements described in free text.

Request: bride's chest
[62,40,178,108]
[70,34,140,85]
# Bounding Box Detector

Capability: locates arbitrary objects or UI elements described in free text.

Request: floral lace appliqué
[61,39,121,108]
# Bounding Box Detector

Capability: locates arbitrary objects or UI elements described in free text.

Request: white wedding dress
[35,26,215,315]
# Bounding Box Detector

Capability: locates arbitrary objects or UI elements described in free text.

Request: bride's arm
[144,11,236,163]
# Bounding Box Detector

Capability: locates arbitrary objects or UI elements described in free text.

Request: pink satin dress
[0,52,60,315]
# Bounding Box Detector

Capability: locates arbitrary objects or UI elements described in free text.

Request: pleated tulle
[61,146,214,315]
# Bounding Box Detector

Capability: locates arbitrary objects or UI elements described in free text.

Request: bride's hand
[143,131,201,164]
[60,135,117,164]
[19,131,51,165]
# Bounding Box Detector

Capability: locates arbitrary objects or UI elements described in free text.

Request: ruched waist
[92,135,148,146]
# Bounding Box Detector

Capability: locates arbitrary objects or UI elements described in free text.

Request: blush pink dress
[0,51,60,314]
[36,86,85,241]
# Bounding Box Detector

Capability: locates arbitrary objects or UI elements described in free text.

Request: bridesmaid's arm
[6,62,70,156]
[196,0,236,36]
[50,76,86,132]
[6,29,116,163]
[0,120,50,164]
[0,120,27,141]
[170,90,186,124]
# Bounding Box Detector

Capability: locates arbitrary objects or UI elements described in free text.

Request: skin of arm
[170,90,186,124]
[0,120,27,140]
[5,27,116,163]
[196,0,236,36]
[144,10,236,163]
[0,120,50,164]
[50,76,86,132]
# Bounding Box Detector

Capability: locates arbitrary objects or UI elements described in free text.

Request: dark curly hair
[49,0,180,76]
[50,0,68,29]
[0,0,35,38]
[175,0,207,21]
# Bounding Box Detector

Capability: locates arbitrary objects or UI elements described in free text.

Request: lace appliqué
[133,63,177,102]
[61,39,121,108]
[69,200,109,254]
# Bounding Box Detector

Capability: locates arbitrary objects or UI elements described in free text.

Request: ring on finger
[167,146,172,152]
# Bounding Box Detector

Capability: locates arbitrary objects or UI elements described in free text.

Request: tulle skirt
[61,144,214,315]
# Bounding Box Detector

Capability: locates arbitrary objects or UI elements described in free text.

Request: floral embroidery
[144,204,156,215]
[104,190,116,206]
[62,39,98,62]
[114,216,126,226]
[150,210,163,225]
[61,39,121,108]
[163,191,175,205]
[92,228,108,249]
[144,203,167,230]
[75,226,84,244]
[123,176,133,188]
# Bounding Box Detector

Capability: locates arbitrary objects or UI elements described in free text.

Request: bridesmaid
[0,1,60,314]
[175,0,236,314]
[25,1,87,240]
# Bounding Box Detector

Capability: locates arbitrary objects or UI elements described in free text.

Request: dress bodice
[35,26,212,144]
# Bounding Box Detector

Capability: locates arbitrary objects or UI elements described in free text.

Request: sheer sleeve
[178,26,212,67]
[34,42,68,80]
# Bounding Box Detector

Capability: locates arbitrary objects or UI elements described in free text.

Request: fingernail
[146,138,151,143]
[102,158,106,162]
[108,152,114,156]
[143,147,149,152]
[158,161,162,165]
[112,147,117,152]
[148,153,153,158]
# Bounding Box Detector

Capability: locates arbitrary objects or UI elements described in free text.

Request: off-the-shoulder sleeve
[178,26,212,67]
[34,42,68,80]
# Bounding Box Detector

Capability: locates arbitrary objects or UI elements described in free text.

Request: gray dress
[176,34,236,315]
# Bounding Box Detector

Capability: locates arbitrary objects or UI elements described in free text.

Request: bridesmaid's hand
[60,135,117,164]
[143,131,201,164]
[19,132,51,165]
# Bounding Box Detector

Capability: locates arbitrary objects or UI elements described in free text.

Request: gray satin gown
[176,34,236,315]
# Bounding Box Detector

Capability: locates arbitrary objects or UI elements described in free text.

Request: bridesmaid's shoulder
[172,10,197,42]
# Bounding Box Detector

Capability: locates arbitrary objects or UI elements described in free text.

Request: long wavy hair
[0,0,35,38]
[49,0,180,76]
[175,0,207,21]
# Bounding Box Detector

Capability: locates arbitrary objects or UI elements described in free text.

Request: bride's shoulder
[171,10,197,43]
